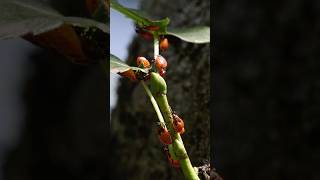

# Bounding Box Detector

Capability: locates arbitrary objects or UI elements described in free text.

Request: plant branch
[151,32,198,180]
[141,81,165,124]
[155,94,200,180]
[154,34,159,56]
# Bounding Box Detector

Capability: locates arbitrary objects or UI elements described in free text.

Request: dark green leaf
[110,0,150,25]
[0,0,108,39]
[167,26,210,43]
[110,0,169,34]
[126,8,150,20]
[110,54,147,74]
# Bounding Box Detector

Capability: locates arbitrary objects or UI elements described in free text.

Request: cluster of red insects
[158,112,185,168]
[163,146,180,168]
[119,25,185,168]
[158,112,185,145]
[119,24,169,81]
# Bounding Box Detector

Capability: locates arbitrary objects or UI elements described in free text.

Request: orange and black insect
[158,68,166,77]
[163,146,180,168]
[172,112,185,134]
[136,56,151,68]
[118,69,137,81]
[143,25,160,31]
[154,55,168,71]
[160,37,169,51]
[135,27,153,40]
[157,123,172,145]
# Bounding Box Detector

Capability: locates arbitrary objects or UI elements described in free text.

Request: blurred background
[0,39,109,180]
[0,39,36,180]
[110,0,139,119]
[214,0,320,179]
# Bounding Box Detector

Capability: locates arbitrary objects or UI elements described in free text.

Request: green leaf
[0,0,108,39]
[126,8,150,20]
[110,54,131,73]
[110,54,147,74]
[0,0,109,64]
[111,0,150,25]
[167,26,210,43]
[110,0,169,34]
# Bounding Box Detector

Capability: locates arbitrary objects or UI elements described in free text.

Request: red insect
[163,146,180,168]
[135,28,153,40]
[160,38,169,51]
[118,69,137,81]
[173,113,185,134]
[158,126,172,145]
[158,68,166,77]
[166,151,180,168]
[168,155,180,168]
[136,56,150,68]
[155,55,168,73]
[143,25,160,31]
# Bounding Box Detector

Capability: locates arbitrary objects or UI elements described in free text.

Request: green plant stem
[155,94,200,180]
[180,158,198,180]
[154,34,159,56]
[152,32,198,180]
[141,81,165,124]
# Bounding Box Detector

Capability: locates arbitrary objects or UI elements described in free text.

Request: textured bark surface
[214,0,320,179]
[110,0,210,179]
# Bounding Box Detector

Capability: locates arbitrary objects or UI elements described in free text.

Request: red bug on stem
[172,113,185,134]
[135,28,153,40]
[154,55,168,77]
[168,154,180,168]
[143,25,160,31]
[163,146,180,168]
[136,56,150,68]
[158,125,172,145]
[158,68,166,77]
[118,69,137,81]
[160,38,169,51]
[154,55,167,70]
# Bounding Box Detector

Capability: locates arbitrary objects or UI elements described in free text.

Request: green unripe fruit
[150,72,167,95]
